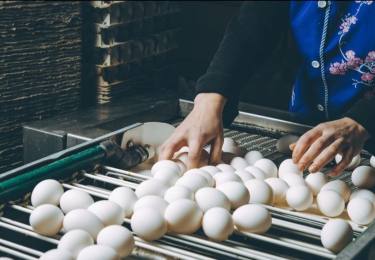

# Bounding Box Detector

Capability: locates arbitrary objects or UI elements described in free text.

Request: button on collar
[318,1,327,8]
[317,104,324,111]
[312,61,320,68]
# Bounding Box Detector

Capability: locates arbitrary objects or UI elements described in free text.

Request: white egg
[222,137,238,152]
[321,180,351,203]
[63,209,104,241]
[321,219,353,254]
[58,230,94,258]
[133,195,169,215]
[216,181,250,210]
[109,187,138,218]
[347,197,375,225]
[172,158,187,174]
[230,157,249,170]
[59,189,94,214]
[281,172,307,187]
[77,245,120,260]
[316,190,345,217]
[278,159,303,178]
[153,168,180,186]
[175,174,209,194]
[88,200,124,227]
[244,166,267,180]
[31,179,64,207]
[164,199,203,234]
[244,151,264,166]
[152,146,162,163]
[135,179,169,198]
[276,135,299,156]
[370,156,375,168]
[200,165,222,176]
[195,187,231,213]
[232,204,272,234]
[173,146,190,158]
[151,160,182,176]
[245,179,274,206]
[254,159,278,178]
[234,170,255,182]
[264,178,289,204]
[97,225,135,258]
[163,185,194,203]
[131,208,167,240]
[175,152,189,166]
[286,185,313,211]
[221,152,237,164]
[40,249,75,260]
[29,204,64,236]
[351,166,375,189]
[185,169,215,187]
[335,154,361,170]
[216,164,236,173]
[215,172,243,186]
[305,172,328,196]
[350,189,375,206]
[228,147,248,158]
[202,207,234,241]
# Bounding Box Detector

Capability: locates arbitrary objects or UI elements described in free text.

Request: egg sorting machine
[1,90,375,260]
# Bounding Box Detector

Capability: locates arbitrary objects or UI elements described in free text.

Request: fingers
[289,142,297,151]
[330,148,353,177]
[292,132,322,171]
[208,136,223,165]
[187,140,203,170]
[159,137,185,161]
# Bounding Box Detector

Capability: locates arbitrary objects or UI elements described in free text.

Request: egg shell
[321,219,353,254]
[40,249,75,260]
[222,138,238,152]
[264,178,289,204]
[244,166,267,180]
[351,166,375,189]
[276,135,299,156]
[77,245,120,260]
[31,179,64,207]
[216,164,236,173]
[234,170,255,183]
[109,187,138,218]
[97,225,135,258]
[60,189,95,214]
[278,159,302,179]
[164,199,203,234]
[172,158,187,174]
[305,172,328,196]
[232,204,272,234]
[245,179,274,206]
[164,185,194,203]
[58,230,94,258]
[88,200,124,227]
[316,190,345,217]
[215,172,243,186]
[175,174,209,194]
[370,156,375,168]
[63,209,104,241]
[135,179,169,198]
[230,157,249,171]
[185,169,215,187]
[286,185,313,211]
[133,195,169,216]
[175,152,189,166]
[321,180,351,203]
[173,146,190,158]
[151,160,182,176]
[335,154,361,170]
[200,165,222,177]
[131,208,167,240]
[244,151,264,166]
[153,168,181,186]
[347,197,375,225]
[221,153,237,164]
[254,159,278,178]
[202,207,234,241]
[228,147,248,158]
[216,181,250,209]
[195,187,231,213]
[281,172,307,187]
[350,189,375,207]
[29,204,64,236]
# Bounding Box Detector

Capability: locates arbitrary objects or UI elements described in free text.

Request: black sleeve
[342,97,375,155]
[194,1,290,127]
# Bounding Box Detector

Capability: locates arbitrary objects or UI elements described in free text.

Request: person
[159,1,375,178]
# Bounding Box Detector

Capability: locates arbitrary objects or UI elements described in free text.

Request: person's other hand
[289,117,371,177]
[159,93,227,170]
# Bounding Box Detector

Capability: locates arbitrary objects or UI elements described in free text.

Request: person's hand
[159,93,227,170]
[289,117,371,177]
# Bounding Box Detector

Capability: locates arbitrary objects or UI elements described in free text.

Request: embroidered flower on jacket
[361,72,374,82]
[365,51,375,62]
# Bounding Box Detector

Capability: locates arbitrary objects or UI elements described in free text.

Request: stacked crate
[0,1,83,172]
[83,1,180,105]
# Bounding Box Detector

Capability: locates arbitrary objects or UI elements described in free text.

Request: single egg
[264,178,289,204]
[335,154,361,170]
[221,152,237,164]
[286,185,313,211]
[234,170,255,182]
[87,200,124,227]
[97,225,135,258]
[40,249,75,260]
[29,204,64,236]
[321,219,353,254]
[305,172,328,196]
[164,199,203,234]
[276,135,299,156]
[232,204,272,234]
[215,172,243,186]
[321,180,351,203]
[351,166,375,189]
[31,179,64,207]
[151,160,182,176]
[254,159,278,178]
[216,181,250,210]
[163,185,194,203]
[135,179,169,198]
[230,157,249,171]
[175,174,209,194]
[77,245,120,260]
[281,172,307,187]
[228,147,248,158]
[153,168,180,186]
[316,190,345,217]
[185,169,215,187]
[278,159,302,179]
[58,230,94,258]
[244,166,267,180]
[200,166,221,177]
[245,179,274,206]
[173,146,190,158]
[172,158,187,175]
[175,152,189,166]
[244,151,264,166]
[370,156,375,168]
[216,164,236,173]
[222,138,238,152]
[133,195,169,215]
[202,207,234,241]
[109,187,138,218]
[60,189,94,214]
[131,208,167,240]
[350,189,375,206]
[347,197,375,225]
[195,187,231,213]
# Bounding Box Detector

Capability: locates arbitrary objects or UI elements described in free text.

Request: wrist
[344,117,371,141]
[194,93,227,111]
